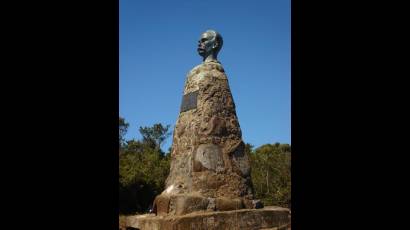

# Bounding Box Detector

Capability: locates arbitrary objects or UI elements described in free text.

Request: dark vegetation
[119,117,291,214]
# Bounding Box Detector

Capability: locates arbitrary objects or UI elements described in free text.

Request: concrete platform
[124,206,290,230]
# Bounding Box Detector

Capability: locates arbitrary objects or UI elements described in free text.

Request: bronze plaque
[180,91,198,112]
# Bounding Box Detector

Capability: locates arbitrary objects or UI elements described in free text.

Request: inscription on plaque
[180,91,198,112]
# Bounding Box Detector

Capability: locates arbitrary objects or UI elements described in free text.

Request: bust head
[197,30,223,62]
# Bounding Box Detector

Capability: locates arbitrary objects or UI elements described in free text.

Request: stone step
[125,206,290,230]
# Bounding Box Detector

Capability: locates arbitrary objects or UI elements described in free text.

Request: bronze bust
[197,30,223,63]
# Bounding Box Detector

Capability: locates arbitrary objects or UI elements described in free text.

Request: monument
[123,30,290,230]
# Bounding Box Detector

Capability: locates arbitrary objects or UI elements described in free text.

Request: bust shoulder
[188,61,225,77]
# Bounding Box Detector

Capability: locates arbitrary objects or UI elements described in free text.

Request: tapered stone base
[123,206,290,230]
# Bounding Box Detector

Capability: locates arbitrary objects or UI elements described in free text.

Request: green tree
[118,118,291,213]
[250,142,291,208]
[139,123,171,151]
[119,117,129,148]
[119,122,171,214]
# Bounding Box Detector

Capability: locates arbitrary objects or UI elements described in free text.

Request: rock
[173,195,209,215]
[215,197,244,211]
[193,143,224,172]
[153,195,170,216]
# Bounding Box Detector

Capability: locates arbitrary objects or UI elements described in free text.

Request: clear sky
[120,0,290,152]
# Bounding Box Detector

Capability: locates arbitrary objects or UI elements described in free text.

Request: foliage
[139,123,171,151]
[249,143,291,208]
[119,119,171,214]
[119,117,129,148]
[118,117,291,213]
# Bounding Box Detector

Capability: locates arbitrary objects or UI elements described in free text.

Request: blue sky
[120,0,290,152]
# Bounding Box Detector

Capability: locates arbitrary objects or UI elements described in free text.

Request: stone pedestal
[125,206,290,230]
[155,61,256,216]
